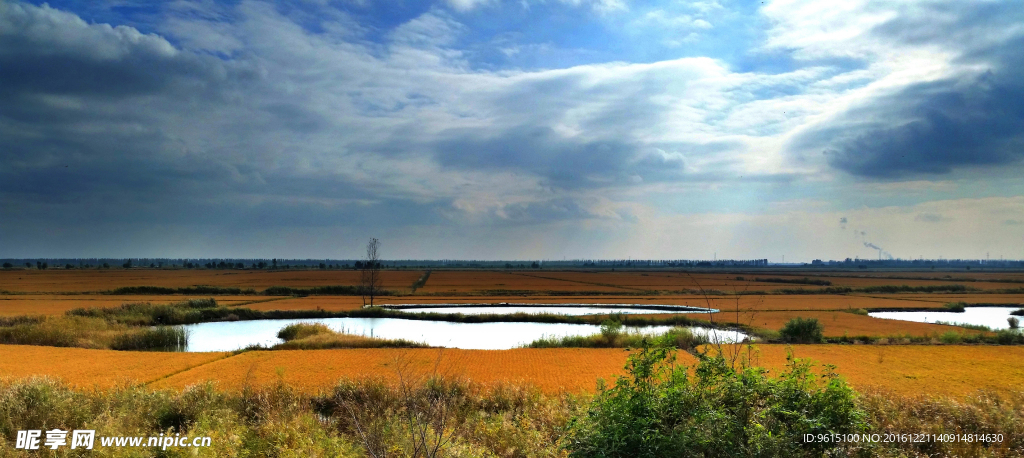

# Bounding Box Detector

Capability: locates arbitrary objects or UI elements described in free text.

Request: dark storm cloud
[433,126,641,187]
[0,2,225,98]
[432,125,734,189]
[790,3,1024,179]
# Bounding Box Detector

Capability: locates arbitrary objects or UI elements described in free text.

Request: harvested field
[0,269,423,293]
[148,348,664,394]
[242,296,370,312]
[0,344,227,388]
[0,295,259,316]
[737,344,1024,397]
[860,294,1024,305]
[497,271,1013,291]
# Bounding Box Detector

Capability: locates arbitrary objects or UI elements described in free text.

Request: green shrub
[940,331,963,344]
[564,341,867,457]
[997,329,1024,345]
[779,317,824,343]
[944,301,967,312]
[1009,317,1020,329]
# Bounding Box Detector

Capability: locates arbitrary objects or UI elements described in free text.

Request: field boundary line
[231,296,294,307]
[509,272,643,292]
[143,352,241,387]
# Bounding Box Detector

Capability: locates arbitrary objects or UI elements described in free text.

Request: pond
[380,303,714,315]
[181,317,748,352]
[869,307,1023,330]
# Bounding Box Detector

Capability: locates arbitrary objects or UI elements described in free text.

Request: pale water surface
[869,307,1022,330]
[381,303,713,315]
[181,317,747,352]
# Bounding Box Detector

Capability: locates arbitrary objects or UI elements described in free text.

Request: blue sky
[2,0,1023,261]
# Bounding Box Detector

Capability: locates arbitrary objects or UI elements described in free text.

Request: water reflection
[381,303,713,315]
[181,317,746,352]
[869,307,1022,330]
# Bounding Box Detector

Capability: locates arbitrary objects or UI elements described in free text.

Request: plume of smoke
[863,242,894,260]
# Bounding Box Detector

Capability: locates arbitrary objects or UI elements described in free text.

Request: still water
[381,303,713,315]
[181,317,747,352]
[869,307,1022,330]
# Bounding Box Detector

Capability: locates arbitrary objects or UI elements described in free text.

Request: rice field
[5,343,1023,399]
[735,344,1024,397]
[2,268,1024,404]
[0,269,423,293]
[0,295,258,316]
[147,348,656,394]
[0,344,227,388]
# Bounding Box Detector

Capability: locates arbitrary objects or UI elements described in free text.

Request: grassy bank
[271,322,428,350]
[525,321,711,349]
[0,315,187,351]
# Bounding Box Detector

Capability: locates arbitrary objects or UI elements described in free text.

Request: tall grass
[274,322,428,350]
[110,326,189,351]
[110,286,256,295]
[0,316,189,350]
[526,322,709,349]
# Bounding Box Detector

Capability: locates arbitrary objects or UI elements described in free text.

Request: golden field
[0,295,260,316]
[2,268,1023,402]
[0,344,227,388]
[3,343,1023,399]
[736,344,1024,397]
[0,269,423,293]
[1,268,1021,337]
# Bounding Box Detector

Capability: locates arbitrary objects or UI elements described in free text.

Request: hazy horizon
[2,0,1023,262]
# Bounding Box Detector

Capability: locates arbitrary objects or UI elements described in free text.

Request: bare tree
[361,238,382,307]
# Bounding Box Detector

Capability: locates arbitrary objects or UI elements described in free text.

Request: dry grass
[274,322,427,349]
[0,344,227,388]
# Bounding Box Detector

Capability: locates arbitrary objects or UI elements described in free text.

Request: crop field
[145,347,657,394]
[494,271,1018,291]
[0,269,423,293]
[2,268,1024,405]
[413,270,634,293]
[0,344,227,388]
[4,343,1022,399]
[732,344,1024,397]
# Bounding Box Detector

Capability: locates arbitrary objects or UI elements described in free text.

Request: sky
[1,0,1023,261]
